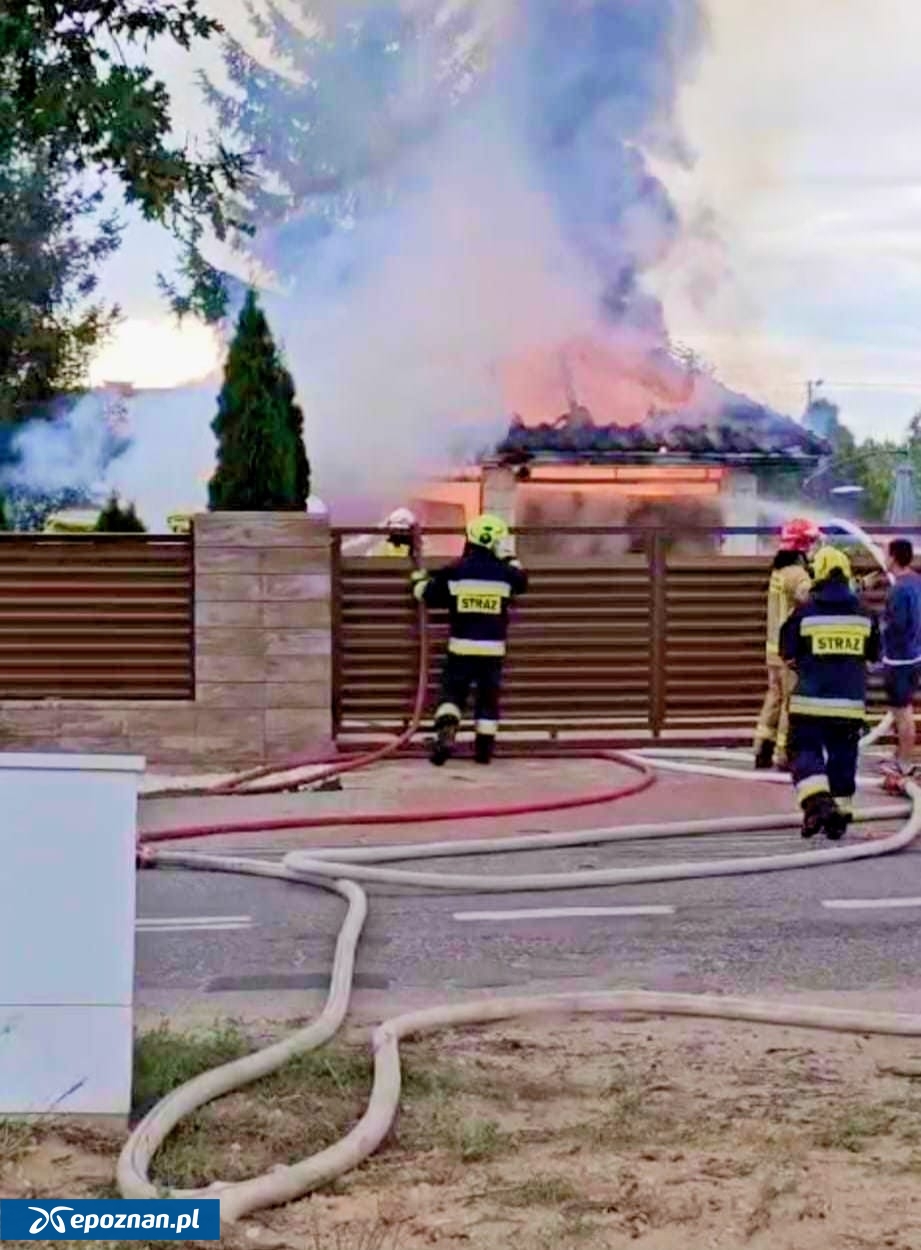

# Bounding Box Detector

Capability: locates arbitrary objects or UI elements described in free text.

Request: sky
[87,0,921,443]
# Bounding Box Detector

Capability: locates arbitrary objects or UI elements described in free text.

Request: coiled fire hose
[121,775,920,1225]
[121,521,913,1224]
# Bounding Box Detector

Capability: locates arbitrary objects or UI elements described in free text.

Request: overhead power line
[817,381,921,391]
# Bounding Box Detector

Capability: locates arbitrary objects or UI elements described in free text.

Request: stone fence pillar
[193,512,333,764]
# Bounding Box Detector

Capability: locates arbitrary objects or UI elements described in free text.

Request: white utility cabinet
[0,752,145,1115]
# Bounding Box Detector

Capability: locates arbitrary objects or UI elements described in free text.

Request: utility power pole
[559,349,578,416]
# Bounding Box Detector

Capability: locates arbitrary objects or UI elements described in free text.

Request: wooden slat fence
[334,529,914,738]
[0,535,194,699]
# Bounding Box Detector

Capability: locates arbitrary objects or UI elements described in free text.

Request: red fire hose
[140,563,656,844]
[140,753,655,843]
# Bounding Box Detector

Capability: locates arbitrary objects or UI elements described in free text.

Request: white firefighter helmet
[385,507,416,531]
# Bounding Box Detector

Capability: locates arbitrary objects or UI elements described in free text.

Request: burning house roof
[495,398,830,466]
[495,338,830,466]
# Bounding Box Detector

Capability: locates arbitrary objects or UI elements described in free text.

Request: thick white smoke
[6,0,705,527]
[246,0,704,519]
[264,94,608,519]
[5,385,217,531]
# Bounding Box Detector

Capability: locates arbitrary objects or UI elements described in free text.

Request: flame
[499,335,692,426]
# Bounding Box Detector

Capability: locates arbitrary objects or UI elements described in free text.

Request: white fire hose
[119,519,913,1224]
[119,765,921,1225]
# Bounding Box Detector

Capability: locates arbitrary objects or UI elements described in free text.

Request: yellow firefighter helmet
[167,511,192,535]
[812,545,853,583]
[466,513,508,550]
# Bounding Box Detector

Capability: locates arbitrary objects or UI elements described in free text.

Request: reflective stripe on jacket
[780,577,880,719]
[370,537,413,557]
[413,545,527,657]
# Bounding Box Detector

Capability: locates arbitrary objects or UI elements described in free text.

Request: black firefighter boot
[801,792,838,840]
[754,740,775,771]
[430,717,458,767]
[823,803,850,842]
[474,733,495,765]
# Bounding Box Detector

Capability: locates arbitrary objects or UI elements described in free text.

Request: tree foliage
[208,290,310,511]
[797,398,921,522]
[200,3,480,258]
[0,155,121,423]
[0,0,251,323]
[274,361,310,508]
[94,492,146,532]
[1,484,92,532]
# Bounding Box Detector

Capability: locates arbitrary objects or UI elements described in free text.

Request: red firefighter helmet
[778,518,820,552]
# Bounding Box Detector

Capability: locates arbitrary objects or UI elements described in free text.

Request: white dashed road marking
[136,915,253,932]
[452,905,675,923]
[822,898,921,912]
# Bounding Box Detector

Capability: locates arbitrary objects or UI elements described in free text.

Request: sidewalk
[138,754,799,855]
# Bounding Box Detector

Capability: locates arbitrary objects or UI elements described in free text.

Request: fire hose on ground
[120,522,917,1225]
[121,773,921,1226]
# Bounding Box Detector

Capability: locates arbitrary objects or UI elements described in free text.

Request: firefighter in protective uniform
[411,513,527,766]
[370,508,418,558]
[780,545,880,840]
[753,518,820,770]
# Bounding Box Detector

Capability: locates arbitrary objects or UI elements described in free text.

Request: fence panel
[333,532,917,739]
[665,559,767,730]
[336,556,653,733]
[0,535,194,699]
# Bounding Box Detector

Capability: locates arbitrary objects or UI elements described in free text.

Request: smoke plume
[239,0,707,519]
[6,0,708,526]
[1,384,216,530]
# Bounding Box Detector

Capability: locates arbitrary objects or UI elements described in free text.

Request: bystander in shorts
[884,663,921,709]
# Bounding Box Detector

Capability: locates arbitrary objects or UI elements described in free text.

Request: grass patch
[812,1104,898,1153]
[148,1043,375,1188]
[0,1120,36,1168]
[578,1081,701,1153]
[392,1096,517,1165]
[131,1023,250,1114]
[130,1026,484,1190]
[450,1118,503,1162]
[501,1174,580,1207]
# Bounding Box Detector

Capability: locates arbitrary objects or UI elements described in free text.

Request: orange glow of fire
[499,335,692,426]
[520,481,721,498]
[526,464,725,484]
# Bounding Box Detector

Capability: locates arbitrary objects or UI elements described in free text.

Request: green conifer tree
[94,493,146,532]
[275,362,311,508]
[209,291,306,510]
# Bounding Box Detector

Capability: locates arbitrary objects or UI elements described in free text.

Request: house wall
[719,470,759,555]
[482,463,733,559]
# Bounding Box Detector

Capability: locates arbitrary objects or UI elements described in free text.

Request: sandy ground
[6,1012,921,1249]
[7,750,911,1245]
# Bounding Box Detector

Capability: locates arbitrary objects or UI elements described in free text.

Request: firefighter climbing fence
[332,526,910,741]
[0,534,194,700]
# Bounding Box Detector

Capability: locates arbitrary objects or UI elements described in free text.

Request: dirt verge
[5,1014,921,1248]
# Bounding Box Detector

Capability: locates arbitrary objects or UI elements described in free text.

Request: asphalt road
[135,820,921,1009]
